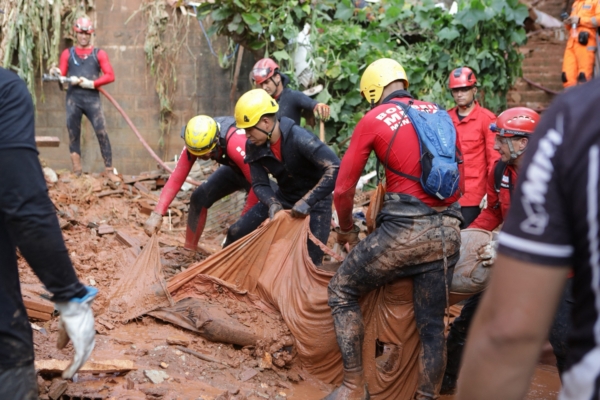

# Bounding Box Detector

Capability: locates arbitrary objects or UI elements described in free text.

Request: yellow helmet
[360,58,409,105]
[184,115,219,156]
[235,89,279,129]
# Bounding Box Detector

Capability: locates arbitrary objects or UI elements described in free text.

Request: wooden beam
[35,359,137,374]
[35,136,60,147]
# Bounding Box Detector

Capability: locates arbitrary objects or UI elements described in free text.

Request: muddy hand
[55,286,98,379]
[314,103,330,121]
[291,199,311,218]
[335,224,361,250]
[144,211,163,236]
[269,202,283,220]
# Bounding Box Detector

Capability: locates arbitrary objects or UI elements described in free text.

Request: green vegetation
[196,0,528,158]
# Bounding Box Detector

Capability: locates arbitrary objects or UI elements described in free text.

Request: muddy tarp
[108,234,173,322]
[164,212,419,399]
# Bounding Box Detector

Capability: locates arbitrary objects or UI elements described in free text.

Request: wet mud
[21,170,561,399]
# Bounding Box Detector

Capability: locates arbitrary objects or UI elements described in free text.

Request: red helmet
[449,67,477,89]
[491,107,540,137]
[74,17,94,34]
[250,58,279,85]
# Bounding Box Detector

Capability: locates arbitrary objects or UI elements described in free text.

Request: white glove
[55,286,98,379]
[78,77,95,89]
[49,67,61,77]
[477,241,497,267]
[64,76,82,85]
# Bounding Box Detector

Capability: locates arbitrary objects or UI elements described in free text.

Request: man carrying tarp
[326,58,463,400]
[0,67,97,398]
[224,89,339,266]
[143,115,258,251]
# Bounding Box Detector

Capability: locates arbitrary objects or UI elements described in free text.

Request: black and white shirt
[499,78,600,400]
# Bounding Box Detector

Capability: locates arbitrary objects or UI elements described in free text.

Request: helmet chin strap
[254,120,277,147]
[504,137,526,162]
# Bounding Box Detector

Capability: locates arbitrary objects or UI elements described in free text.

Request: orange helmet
[74,17,94,34]
[449,67,477,89]
[491,107,540,137]
[250,58,279,85]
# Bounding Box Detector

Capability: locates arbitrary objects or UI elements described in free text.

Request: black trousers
[460,206,481,229]
[327,195,462,398]
[187,166,250,234]
[0,364,37,400]
[224,193,333,266]
[66,92,112,168]
[445,277,573,380]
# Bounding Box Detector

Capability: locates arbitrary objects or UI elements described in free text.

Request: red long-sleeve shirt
[334,94,461,231]
[469,161,517,231]
[154,127,257,215]
[449,102,498,207]
[59,47,115,88]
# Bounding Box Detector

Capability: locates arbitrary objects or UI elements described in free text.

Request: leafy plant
[197,0,528,172]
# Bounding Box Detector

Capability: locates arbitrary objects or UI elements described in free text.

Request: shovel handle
[319,120,325,142]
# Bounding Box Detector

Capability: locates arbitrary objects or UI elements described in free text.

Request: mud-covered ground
[20,169,561,399]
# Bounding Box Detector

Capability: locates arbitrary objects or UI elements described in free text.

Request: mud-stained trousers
[328,193,462,399]
[444,277,573,385]
[224,194,333,266]
[185,166,251,250]
[66,92,112,168]
[0,364,37,400]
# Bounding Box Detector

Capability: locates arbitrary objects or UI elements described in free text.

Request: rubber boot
[70,152,82,176]
[322,367,369,400]
[104,167,122,187]
[184,208,207,251]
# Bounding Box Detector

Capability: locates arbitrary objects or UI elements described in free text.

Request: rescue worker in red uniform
[326,58,463,400]
[448,67,498,227]
[442,107,572,393]
[250,58,330,125]
[49,17,117,179]
[143,116,258,251]
[562,0,600,87]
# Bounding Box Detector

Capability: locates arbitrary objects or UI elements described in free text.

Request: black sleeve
[0,75,86,302]
[294,128,340,206]
[293,90,318,114]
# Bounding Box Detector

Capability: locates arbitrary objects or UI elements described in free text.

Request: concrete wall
[36,0,254,174]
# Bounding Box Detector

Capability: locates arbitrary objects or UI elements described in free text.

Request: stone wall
[36,0,253,174]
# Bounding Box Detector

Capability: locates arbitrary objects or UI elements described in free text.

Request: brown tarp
[166,212,420,399]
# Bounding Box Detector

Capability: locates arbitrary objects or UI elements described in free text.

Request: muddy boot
[104,167,122,188]
[184,208,208,251]
[322,367,369,400]
[70,152,82,176]
[413,390,437,400]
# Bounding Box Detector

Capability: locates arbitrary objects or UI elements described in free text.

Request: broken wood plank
[23,297,54,314]
[134,182,160,202]
[35,359,137,374]
[115,230,143,249]
[123,172,161,185]
[97,189,124,198]
[26,309,52,321]
[176,346,232,367]
[48,379,68,400]
[35,136,60,147]
[98,224,115,235]
[138,199,155,216]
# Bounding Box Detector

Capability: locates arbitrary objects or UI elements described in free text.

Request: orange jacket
[567,0,600,35]
[449,102,498,207]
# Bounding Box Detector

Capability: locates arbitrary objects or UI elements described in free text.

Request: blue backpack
[382,100,460,200]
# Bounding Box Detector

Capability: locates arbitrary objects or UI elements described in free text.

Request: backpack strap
[492,160,513,209]
[381,100,419,182]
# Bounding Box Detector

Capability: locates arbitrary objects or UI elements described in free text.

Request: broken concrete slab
[98,224,115,235]
[239,368,258,382]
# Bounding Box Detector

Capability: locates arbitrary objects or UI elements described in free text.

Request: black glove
[291,199,311,218]
[269,202,284,220]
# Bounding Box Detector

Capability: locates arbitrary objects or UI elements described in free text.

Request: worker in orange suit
[562,0,600,88]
